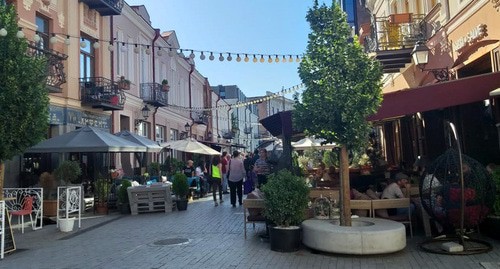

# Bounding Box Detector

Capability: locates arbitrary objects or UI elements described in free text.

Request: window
[136,122,150,138]
[35,15,49,50]
[80,35,94,79]
[156,125,165,143]
[170,128,178,141]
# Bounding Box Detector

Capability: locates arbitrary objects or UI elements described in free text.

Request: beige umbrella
[160,138,221,156]
[292,137,336,150]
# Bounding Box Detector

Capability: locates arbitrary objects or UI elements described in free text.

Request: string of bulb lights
[0,27,305,63]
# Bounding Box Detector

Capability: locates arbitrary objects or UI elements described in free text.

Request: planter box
[127,184,172,215]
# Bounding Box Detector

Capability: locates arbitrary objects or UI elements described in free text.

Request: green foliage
[117,180,132,204]
[293,2,383,151]
[148,162,161,176]
[164,157,184,177]
[161,79,168,85]
[95,178,111,204]
[172,172,189,199]
[262,169,310,227]
[0,4,50,162]
[39,171,56,199]
[323,150,338,168]
[492,168,500,216]
[53,160,82,185]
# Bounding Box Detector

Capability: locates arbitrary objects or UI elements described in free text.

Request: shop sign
[453,24,487,52]
[49,105,65,125]
[66,109,110,129]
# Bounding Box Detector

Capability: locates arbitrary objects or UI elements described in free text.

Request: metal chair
[10,196,33,234]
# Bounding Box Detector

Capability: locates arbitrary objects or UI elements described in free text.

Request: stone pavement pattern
[1,195,500,269]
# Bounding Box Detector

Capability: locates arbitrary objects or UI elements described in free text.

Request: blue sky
[124,0,330,98]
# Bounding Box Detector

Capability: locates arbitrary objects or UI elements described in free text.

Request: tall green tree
[293,1,383,226]
[0,4,49,197]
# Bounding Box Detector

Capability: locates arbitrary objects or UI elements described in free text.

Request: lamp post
[134,105,150,130]
[184,122,191,139]
[411,41,449,82]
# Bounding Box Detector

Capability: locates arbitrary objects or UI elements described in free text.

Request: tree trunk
[339,145,351,226]
[0,161,4,200]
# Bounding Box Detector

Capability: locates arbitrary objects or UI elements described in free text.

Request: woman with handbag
[228,150,246,207]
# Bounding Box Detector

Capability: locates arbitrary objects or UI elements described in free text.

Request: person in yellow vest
[210,155,224,206]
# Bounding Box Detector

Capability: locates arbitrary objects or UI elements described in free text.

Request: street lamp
[134,105,150,128]
[411,41,449,82]
[184,122,191,138]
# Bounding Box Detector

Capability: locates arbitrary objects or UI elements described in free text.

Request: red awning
[368,72,500,121]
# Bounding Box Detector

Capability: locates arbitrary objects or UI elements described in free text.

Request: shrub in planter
[172,173,189,210]
[118,180,132,213]
[53,160,82,185]
[262,169,310,252]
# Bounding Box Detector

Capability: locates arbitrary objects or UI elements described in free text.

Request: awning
[368,72,500,121]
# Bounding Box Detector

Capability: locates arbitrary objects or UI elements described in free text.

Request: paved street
[2,195,500,269]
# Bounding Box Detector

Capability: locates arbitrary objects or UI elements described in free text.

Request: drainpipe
[188,63,195,137]
[151,29,161,162]
[110,16,115,133]
[216,94,220,139]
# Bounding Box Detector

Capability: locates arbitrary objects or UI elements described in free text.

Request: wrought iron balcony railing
[221,129,235,139]
[80,77,125,111]
[191,111,209,125]
[139,83,168,107]
[79,0,124,16]
[26,41,68,93]
[364,13,426,53]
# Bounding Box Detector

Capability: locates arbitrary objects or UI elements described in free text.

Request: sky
[124,0,330,98]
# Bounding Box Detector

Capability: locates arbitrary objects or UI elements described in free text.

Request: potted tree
[117,76,131,90]
[262,169,310,252]
[117,179,132,214]
[52,160,82,232]
[161,79,170,92]
[94,178,111,214]
[172,172,189,211]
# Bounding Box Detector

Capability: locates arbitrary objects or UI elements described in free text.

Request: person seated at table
[382,172,414,216]
[195,161,208,197]
[182,160,197,188]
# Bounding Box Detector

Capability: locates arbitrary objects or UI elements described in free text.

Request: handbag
[226,160,231,179]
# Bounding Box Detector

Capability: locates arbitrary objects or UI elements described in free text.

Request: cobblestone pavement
[2,194,500,269]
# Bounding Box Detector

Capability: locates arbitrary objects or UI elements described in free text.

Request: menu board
[3,208,16,254]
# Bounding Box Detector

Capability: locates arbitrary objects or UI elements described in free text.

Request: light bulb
[64,36,71,46]
[244,54,249,62]
[252,55,257,63]
[93,41,100,49]
[289,55,293,62]
[108,44,114,52]
[236,54,241,62]
[157,48,163,56]
[227,53,232,61]
[209,52,214,61]
[296,55,301,62]
[120,44,127,52]
[33,33,41,42]
[275,56,280,63]
[268,56,273,63]
[16,29,25,39]
[189,50,195,59]
[133,45,139,54]
[259,55,265,63]
[200,52,205,60]
[80,39,87,48]
[168,49,175,57]
[49,35,57,44]
[282,55,287,63]
[179,49,185,58]
[219,53,224,61]
[145,47,151,55]
[0,28,7,36]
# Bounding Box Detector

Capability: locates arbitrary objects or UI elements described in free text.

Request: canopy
[114,130,162,153]
[292,137,336,150]
[27,126,148,153]
[160,138,221,156]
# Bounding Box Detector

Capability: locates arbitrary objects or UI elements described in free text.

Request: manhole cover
[154,238,189,246]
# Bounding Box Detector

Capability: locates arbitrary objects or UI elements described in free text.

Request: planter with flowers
[161,79,170,92]
[117,76,131,90]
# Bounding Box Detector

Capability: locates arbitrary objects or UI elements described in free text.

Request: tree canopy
[0,4,50,193]
[293,1,383,151]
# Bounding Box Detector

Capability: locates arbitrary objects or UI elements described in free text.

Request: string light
[236,54,241,62]
[0,28,7,36]
[157,47,162,56]
[259,55,265,63]
[145,45,151,55]
[121,42,127,52]
[227,53,232,61]
[65,35,71,46]
[79,38,86,48]
[244,54,249,62]
[168,48,175,57]
[252,55,258,63]
[93,40,100,49]
[16,27,25,38]
[49,33,57,44]
[209,52,214,61]
[33,31,41,42]
[189,50,195,59]
[133,44,139,54]
[200,51,205,60]
[218,53,224,61]
[267,55,273,63]
[108,41,114,52]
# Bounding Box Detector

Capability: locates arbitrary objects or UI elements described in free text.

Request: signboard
[3,208,16,254]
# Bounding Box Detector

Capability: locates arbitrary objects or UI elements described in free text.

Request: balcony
[244,126,252,135]
[363,13,426,73]
[221,129,235,139]
[79,0,124,16]
[80,77,125,111]
[139,83,168,107]
[191,111,209,125]
[26,41,68,93]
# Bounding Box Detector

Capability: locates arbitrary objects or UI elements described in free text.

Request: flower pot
[43,200,57,217]
[117,81,130,90]
[269,226,302,252]
[96,203,108,215]
[161,84,170,92]
[176,199,188,211]
[59,217,75,232]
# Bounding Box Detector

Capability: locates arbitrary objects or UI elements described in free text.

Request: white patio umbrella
[292,137,336,150]
[114,130,162,153]
[160,138,221,156]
